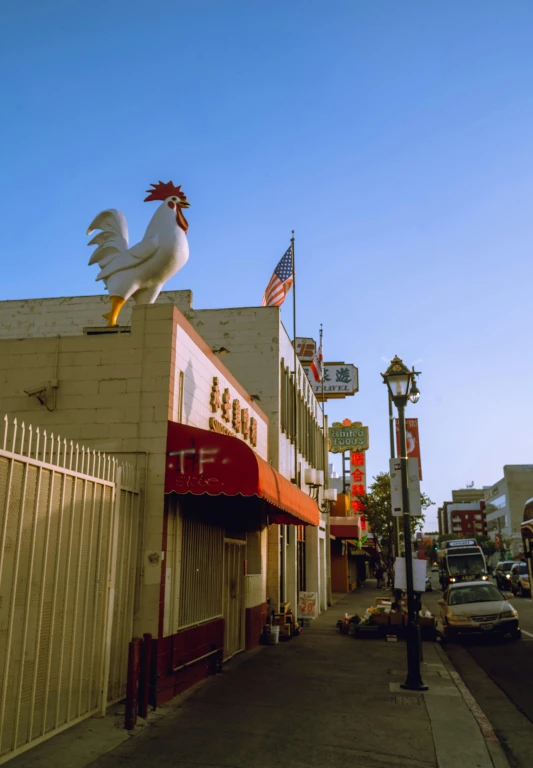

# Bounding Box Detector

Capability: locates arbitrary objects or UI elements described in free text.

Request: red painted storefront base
[245,603,268,650]
[153,619,225,706]
[150,603,268,706]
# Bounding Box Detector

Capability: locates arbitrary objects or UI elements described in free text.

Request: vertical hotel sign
[395,418,423,480]
[350,450,367,530]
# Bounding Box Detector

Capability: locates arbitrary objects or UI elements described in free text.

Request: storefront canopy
[165,421,319,527]
[330,517,361,539]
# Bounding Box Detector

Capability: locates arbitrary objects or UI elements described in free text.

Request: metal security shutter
[178,513,223,629]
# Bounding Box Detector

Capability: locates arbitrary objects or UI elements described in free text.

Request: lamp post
[386,386,401,562]
[382,356,426,692]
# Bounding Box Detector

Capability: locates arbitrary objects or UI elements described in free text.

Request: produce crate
[355,625,381,638]
[418,615,436,641]
[370,613,390,627]
[389,613,406,627]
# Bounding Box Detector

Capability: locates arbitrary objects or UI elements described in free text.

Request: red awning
[330,517,361,539]
[165,421,319,527]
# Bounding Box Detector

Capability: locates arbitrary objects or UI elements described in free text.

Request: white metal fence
[0,416,139,764]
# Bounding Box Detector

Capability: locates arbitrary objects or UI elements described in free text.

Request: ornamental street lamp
[382,355,427,692]
[384,383,401,563]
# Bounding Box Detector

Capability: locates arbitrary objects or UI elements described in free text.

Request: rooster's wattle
[87,181,190,326]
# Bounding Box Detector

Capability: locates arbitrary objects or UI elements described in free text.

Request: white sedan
[437,580,521,640]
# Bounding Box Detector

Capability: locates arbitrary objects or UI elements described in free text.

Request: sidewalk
[10,585,509,768]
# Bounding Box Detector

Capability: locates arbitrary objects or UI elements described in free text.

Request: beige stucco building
[0,291,325,703]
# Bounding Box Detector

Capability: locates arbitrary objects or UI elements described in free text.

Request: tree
[357,473,434,571]
[475,534,496,558]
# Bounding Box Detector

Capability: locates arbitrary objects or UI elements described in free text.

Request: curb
[435,644,511,768]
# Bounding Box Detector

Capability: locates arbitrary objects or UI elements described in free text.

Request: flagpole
[320,323,325,465]
[320,324,332,606]
[320,324,325,411]
[291,231,298,486]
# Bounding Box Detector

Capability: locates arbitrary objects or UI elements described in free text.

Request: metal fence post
[100,466,122,716]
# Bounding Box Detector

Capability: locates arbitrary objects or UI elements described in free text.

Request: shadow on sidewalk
[87,584,437,768]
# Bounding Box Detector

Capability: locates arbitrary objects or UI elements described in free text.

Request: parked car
[510,562,531,597]
[437,580,521,641]
[494,561,519,590]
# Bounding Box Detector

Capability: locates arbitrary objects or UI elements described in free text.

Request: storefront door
[223,540,245,661]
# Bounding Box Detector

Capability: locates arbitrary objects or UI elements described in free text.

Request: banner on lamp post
[395,418,423,480]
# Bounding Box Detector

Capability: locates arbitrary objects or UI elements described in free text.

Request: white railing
[0,415,139,764]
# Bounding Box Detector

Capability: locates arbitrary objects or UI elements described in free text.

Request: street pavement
[10,582,507,768]
[423,570,533,768]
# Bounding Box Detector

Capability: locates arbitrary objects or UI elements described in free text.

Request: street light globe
[409,377,420,404]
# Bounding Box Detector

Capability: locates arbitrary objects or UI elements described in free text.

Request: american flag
[261,245,294,307]
[310,338,323,382]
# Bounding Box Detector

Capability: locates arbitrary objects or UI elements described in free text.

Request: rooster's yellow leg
[103,296,126,327]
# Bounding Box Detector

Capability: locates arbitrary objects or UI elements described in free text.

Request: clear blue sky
[2,1,533,530]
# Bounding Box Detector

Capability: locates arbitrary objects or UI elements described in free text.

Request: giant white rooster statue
[87,181,190,326]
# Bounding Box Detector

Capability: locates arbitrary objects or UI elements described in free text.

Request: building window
[297,526,306,592]
[280,362,324,470]
[485,493,507,515]
[280,359,287,434]
[246,530,262,575]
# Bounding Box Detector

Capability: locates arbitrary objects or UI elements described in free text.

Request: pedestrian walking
[375,564,383,589]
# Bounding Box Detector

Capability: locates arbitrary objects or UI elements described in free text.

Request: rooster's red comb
[144,181,187,203]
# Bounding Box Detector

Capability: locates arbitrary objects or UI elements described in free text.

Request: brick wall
[0,303,177,637]
[0,291,192,338]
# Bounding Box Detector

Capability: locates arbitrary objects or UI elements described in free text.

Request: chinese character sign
[350,450,367,518]
[303,363,358,400]
[295,338,316,362]
[395,418,423,480]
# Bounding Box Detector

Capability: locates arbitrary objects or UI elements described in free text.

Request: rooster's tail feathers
[87,209,129,269]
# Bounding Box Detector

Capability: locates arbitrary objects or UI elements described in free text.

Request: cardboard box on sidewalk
[389,613,406,626]
[371,613,389,626]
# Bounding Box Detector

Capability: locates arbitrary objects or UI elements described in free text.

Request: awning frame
[165,421,319,527]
